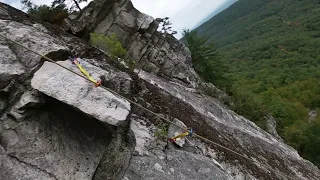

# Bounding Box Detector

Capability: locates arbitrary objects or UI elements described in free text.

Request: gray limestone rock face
[198,82,231,105]
[0,101,113,180]
[65,0,200,87]
[31,60,131,126]
[15,90,45,110]
[136,70,320,180]
[0,41,24,89]
[0,5,11,20]
[0,20,69,69]
[1,2,320,180]
[124,150,231,180]
[130,115,156,156]
[126,115,231,180]
[0,145,56,180]
[265,115,283,141]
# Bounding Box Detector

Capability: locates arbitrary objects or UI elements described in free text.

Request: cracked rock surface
[1,1,320,180]
[1,100,113,180]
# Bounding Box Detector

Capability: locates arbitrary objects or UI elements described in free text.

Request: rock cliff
[63,0,200,88]
[0,1,320,180]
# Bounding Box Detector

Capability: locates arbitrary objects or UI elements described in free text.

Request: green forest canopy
[192,0,320,167]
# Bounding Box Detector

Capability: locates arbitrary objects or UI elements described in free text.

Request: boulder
[31,60,131,126]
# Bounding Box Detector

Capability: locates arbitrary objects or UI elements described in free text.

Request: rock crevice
[7,154,59,180]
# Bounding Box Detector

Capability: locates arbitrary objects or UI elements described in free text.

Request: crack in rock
[7,154,58,180]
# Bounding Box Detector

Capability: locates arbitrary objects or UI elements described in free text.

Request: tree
[21,0,34,9]
[182,29,227,84]
[20,0,88,25]
[21,0,68,25]
[22,0,86,13]
[89,33,127,59]
[156,17,177,35]
[53,0,88,12]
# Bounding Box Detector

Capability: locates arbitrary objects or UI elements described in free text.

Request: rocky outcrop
[1,1,320,180]
[0,3,129,180]
[0,20,68,89]
[265,115,283,141]
[64,0,200,87]
[309,110,317,122]
[134,69,320,180]
[126,114,232,180]
[31,60,131,126]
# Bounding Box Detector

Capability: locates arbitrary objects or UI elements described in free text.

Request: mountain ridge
[192,0,238,30]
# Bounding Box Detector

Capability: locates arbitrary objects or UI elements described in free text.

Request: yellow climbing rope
[71,58,102,87]
[169,132,189,142]
[169,128,193,142]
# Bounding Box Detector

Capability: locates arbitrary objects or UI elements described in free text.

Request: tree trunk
[73,0,82,11]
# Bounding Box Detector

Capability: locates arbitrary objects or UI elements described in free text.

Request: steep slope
[0,0,320,180]
[194,0,320,166]
[194,0,238,29]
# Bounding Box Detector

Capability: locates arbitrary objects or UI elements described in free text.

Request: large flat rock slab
[31,60,130,126]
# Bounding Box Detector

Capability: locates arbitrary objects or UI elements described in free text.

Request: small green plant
[154,123,169,140]
[90,33,127,59]
[90,33,137,72]
[126,59,136,72]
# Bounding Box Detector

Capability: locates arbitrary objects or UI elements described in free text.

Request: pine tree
[182,29,227,84]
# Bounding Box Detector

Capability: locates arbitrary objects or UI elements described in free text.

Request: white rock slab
[31,61,130,126]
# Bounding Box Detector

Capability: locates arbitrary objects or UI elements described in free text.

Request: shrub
[89,33,127,59]
[154,123,169,140]
[21,0,68,25]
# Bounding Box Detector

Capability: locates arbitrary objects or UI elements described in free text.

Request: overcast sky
[3,0,233,38]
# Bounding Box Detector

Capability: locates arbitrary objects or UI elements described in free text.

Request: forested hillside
[193,0,320,166]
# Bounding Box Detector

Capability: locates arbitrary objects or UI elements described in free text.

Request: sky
[131,0,234,38]
[2,0,234,38]
[2,0,89,10]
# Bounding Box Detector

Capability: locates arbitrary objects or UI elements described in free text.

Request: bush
[154,123,169,140]
[90,33,137,71]
[89,33,127,59]
[22,0,68,25]
[182,29,228,85]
